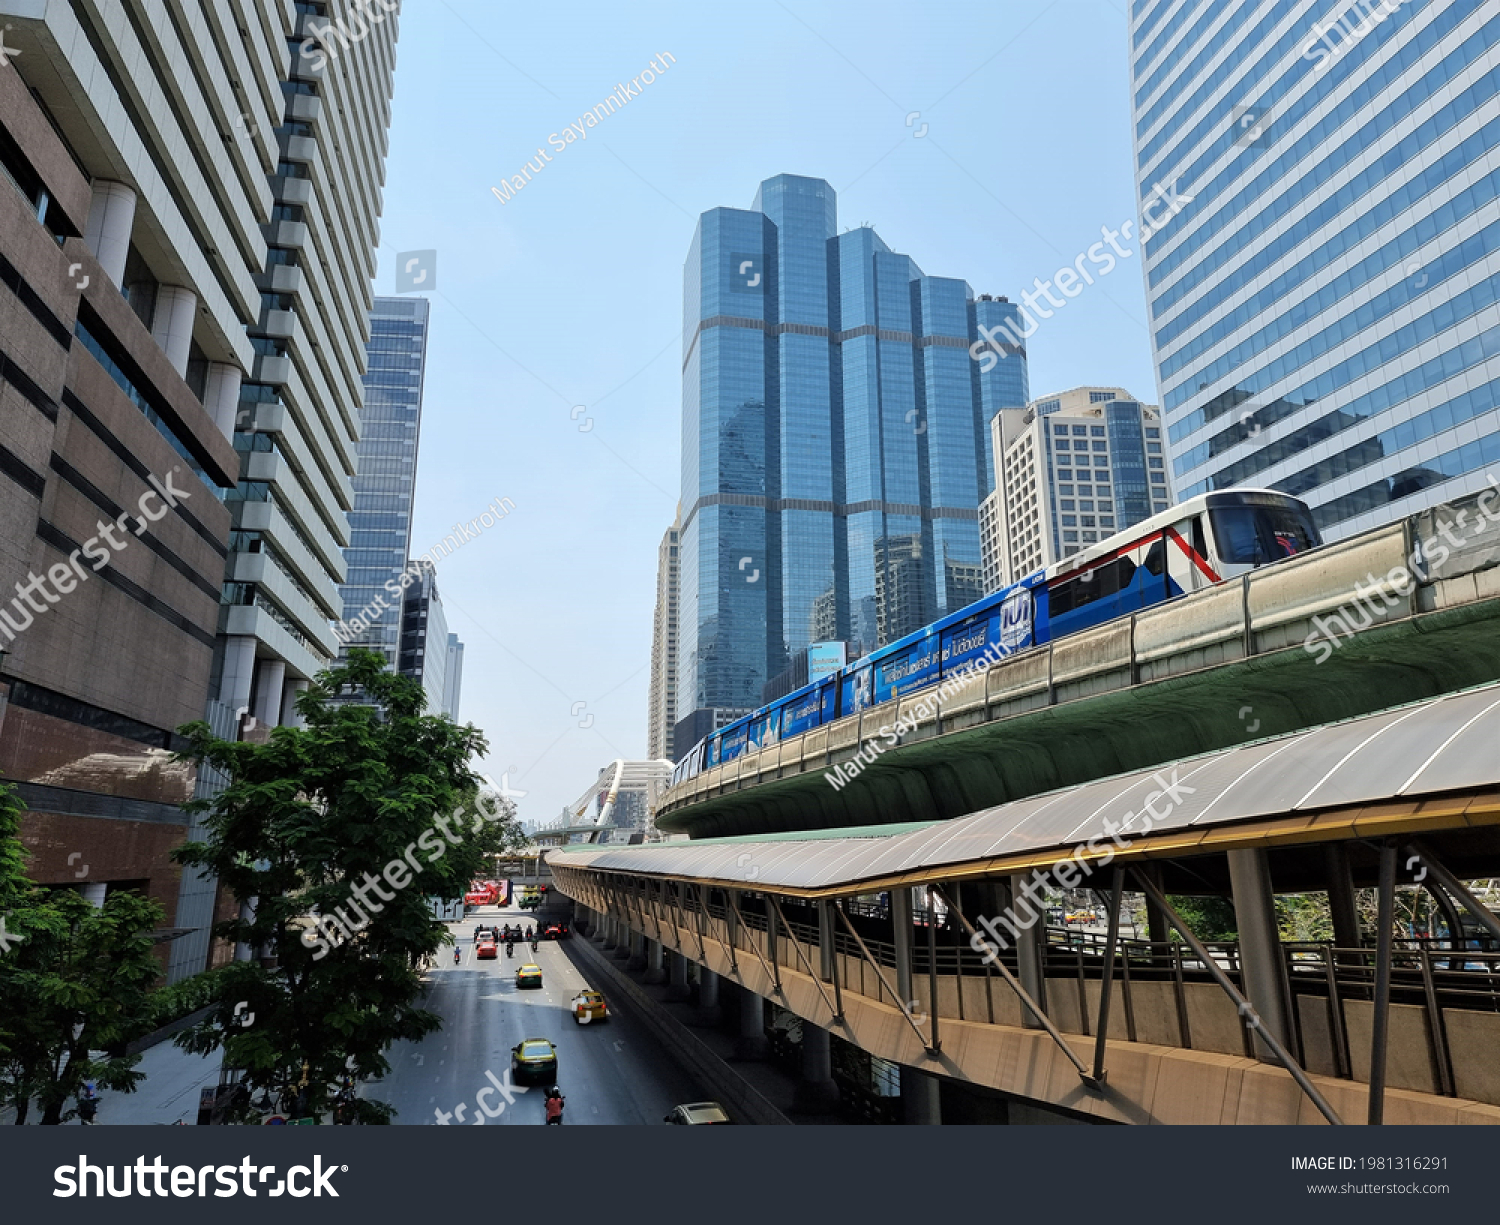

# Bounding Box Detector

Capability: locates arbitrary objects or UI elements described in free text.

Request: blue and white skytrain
[670,489,1321,787]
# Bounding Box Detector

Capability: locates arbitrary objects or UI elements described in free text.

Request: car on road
[516,963,543,989]
[571,990,607,1024]
[476,938,498,960]
[511,1038,558,1082]
[664,1101,732,1125]
[1064,910,1098,923]
[543,922,570,940]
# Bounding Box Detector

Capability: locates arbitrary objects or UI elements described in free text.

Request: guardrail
[661,491,1500,817]
[623,880,1500,1103]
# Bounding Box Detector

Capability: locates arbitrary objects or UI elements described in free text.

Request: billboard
[807,641,846,682]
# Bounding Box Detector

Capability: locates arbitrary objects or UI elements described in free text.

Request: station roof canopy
[547,685,1500,897]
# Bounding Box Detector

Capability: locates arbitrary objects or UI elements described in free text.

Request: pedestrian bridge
[552,684,1500,1125]
[656,491,1500,840]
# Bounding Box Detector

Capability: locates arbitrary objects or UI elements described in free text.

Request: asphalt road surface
[364,904,707,1126]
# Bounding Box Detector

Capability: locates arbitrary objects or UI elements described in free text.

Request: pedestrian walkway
[0,1041,222,1126]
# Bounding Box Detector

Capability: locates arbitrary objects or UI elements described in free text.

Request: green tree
[0,785,163,1124]
[172,650,523,1123]
[1165,894,1238,942]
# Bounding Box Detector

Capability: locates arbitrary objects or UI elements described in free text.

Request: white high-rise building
[443,633,464,719]
[647,514,680,762]
[215,2,403,729]
[1133,1,1500,540]
[980,388,1171,592]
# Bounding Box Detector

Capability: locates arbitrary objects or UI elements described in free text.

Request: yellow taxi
[511,1038,557,1082]
[571,989,608,1024]
[516,962,543,989]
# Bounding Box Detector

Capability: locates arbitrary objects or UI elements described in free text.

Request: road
[364,904,706,1125]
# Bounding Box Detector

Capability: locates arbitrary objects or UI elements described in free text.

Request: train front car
[1042,490,1320,641]
[1202,490,1322,577]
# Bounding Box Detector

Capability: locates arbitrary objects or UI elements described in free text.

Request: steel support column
[1226,847,1289,1058]
[892,887,915,1008]
[1369,841,1398,1126]
[1130,870,1343,1125]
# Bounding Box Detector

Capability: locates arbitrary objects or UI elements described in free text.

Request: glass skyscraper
[1133,0,1500,540]
[338,297,430,668]
[677,174,1029,727]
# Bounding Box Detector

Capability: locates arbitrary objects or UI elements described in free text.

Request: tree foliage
[171,650,523,1123]
[0,785,163,1124]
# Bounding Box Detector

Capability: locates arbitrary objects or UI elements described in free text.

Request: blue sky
[372,0,1156,826]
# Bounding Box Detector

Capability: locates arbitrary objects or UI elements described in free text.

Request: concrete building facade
[980,388,1171,592]
[0,0,401,977]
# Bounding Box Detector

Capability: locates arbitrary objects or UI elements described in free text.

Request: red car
[476,939,498,960]
[542,923,570,940]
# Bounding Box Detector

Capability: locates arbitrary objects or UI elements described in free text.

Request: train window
[1051,556,1135,613]
[1211,503,1319,565]
[1143,537,1165,576]
[1192,516,1209,562]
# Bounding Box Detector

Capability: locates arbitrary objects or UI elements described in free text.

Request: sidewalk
[0,1039,222,1126]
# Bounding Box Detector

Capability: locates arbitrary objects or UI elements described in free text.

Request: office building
[0,2,402,975]
[338,297,431,669]
[678,174,1030,733]
[646,515,680,763]
[0,17,241,965]
[1132,0,1500,540]
[442,632,464,720]
[397,559,449,715]
[980,388,1170,591]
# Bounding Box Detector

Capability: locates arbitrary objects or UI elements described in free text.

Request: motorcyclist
[77,1081,99,1125]
[544,1087,564,1125]
[453,945,461,964]
[505,940,515,958]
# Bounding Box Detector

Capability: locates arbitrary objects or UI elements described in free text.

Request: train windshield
[1210,501,1321,565]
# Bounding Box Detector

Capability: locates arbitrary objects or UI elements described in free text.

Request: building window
[1060,499,1075,511]
[1061,514,1077,527]
[1063,531,1079,542]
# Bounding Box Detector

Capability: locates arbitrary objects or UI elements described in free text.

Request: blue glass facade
[678,175,1028,720]
[1134,0,1500,539]
[338,297,429,667]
